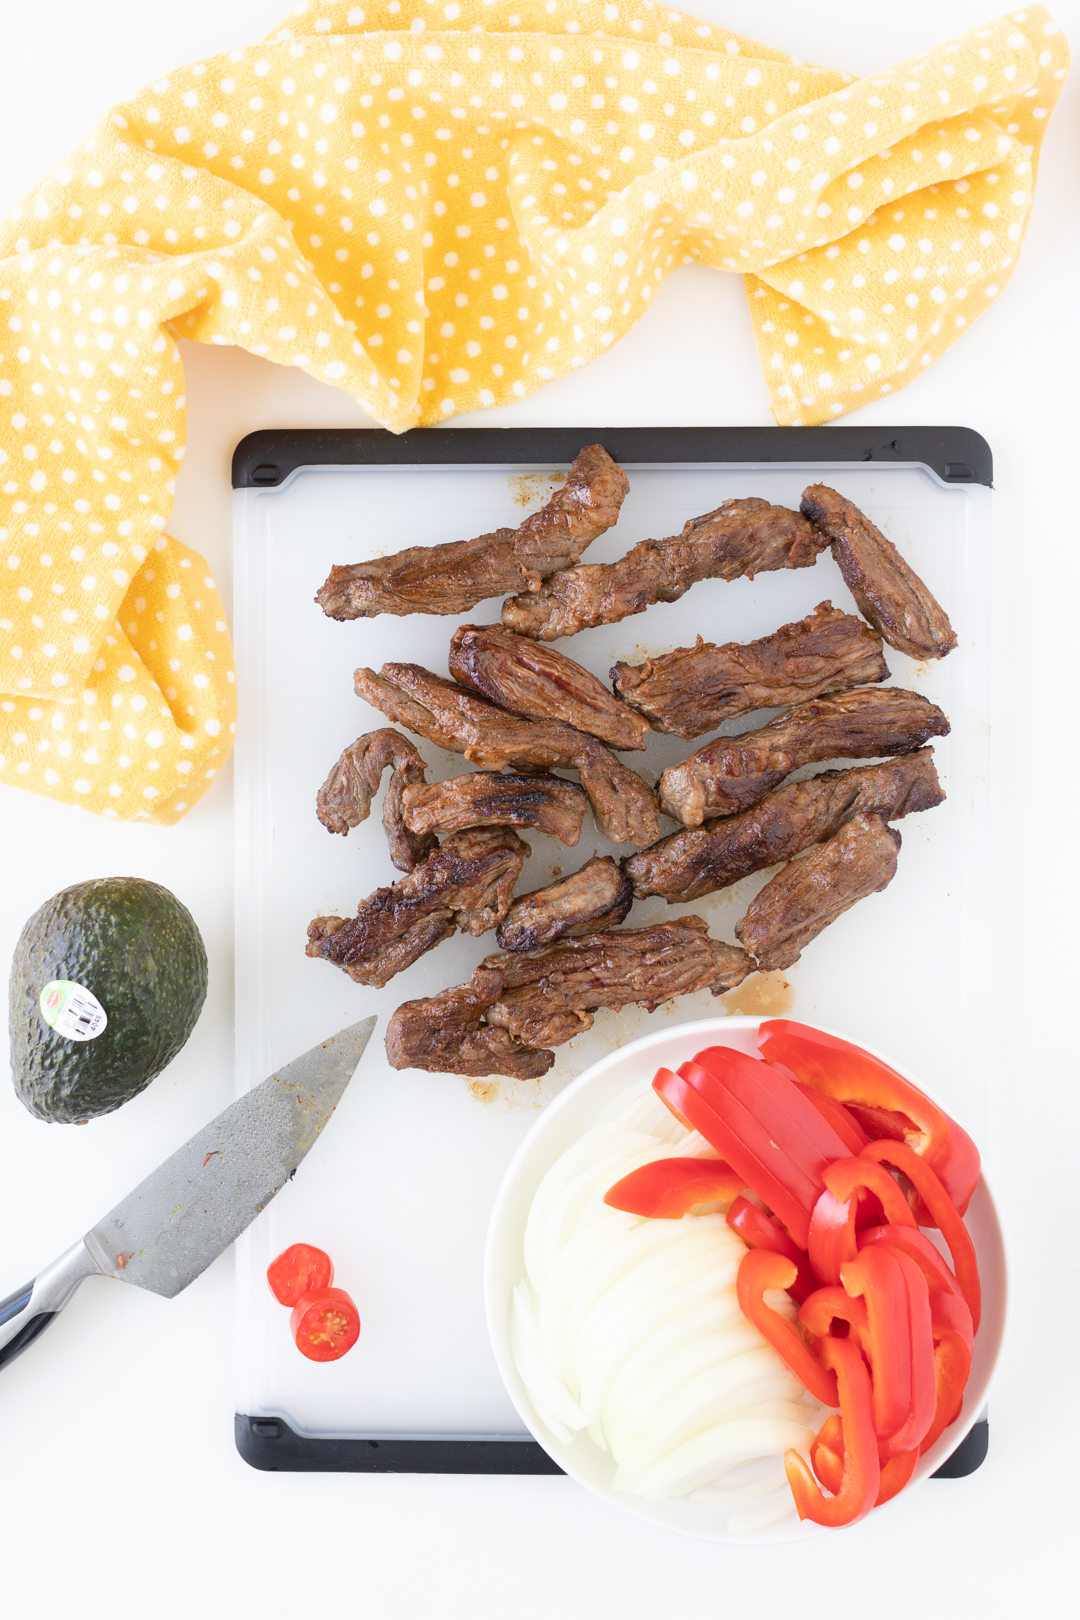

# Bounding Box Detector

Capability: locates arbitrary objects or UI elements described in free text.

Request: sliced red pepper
[791,1080,868,1155]
[918,1294,974,1456]
[604,1157,746,1218]
[838,1247,915,1445]
[859,1139,981,1333]
[694,1046,855,1169]
[876,1251,936,1459]
[654,1062,816,1237]
[810,1415,919,1507]
[736,1249,838,1407]
[677,1060,826,1214]
[757,1019,981,1217]
[784,1335,880,1526]
[857,1224,962,1301]
[799,1284,870,1356]
[726,1195,819,1305]
[808,1158,916,1286]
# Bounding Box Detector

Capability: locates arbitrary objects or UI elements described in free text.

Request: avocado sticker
[39,980,108,1042]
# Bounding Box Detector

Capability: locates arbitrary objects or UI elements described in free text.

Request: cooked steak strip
[353,662,661,847]
[611,602,888,739]
[626,749,942,903]
[305,826,529,988]
[315,727,436,872]
[800,484,957,661]
[449,622,648,751]
[315,444,628,620]
[736,812,901,971]
[402,771,587,846]
[659,687,950,827]
[495,855,633,951]
[501,497,826,641]
[386,966,553,1079]
[485,916,752,1049]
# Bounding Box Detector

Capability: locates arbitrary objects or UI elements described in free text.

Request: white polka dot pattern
[0,1,1068,819]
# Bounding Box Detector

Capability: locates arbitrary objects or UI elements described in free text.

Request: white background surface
[0,1,1076,1615]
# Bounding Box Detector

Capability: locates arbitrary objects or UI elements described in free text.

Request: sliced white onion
[622,1418,816,1501]
[510,1281,589,1436]
[578,1283,747,1420]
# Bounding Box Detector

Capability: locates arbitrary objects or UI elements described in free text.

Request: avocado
[9,876,208,1123]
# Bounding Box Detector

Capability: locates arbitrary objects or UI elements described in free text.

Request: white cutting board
[233,449,990,1440]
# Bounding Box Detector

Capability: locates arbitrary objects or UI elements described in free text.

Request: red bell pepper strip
[694,1046,855,1169]
[859,1139,981,1333]
[603,1157,746,1218]
[798,1285,870,1356]
[654,1063,818,1248]
[726,1195,819,1305]
[857,1224,962,1301]
[790,1080,868,1156]
[838,1247,915,1445]
[919,1293,974,1456]
[757,1020,981,1217]
[808,1158,917,1286]
[875,1251,937,1459]
[784,1336,880,1527]
[736,1249,838,1407]
[810,1414,919,1507]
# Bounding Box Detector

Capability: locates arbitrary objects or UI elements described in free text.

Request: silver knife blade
[82,1017,375,1298]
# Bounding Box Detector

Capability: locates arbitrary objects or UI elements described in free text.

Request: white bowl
[484,1016,1007,1543]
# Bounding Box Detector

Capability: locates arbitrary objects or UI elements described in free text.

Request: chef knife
[0,1016,376,1371]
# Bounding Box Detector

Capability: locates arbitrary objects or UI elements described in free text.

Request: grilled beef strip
[315,727,437,873]
[449,622,649,751]
[610,602,889,739]
[658,686,950,828]
[736,812,901,971]
[314,444,628,621]
[386,966,553,1079]
[501,496,827,641]
[386,916,752,1076]
[495,855,633,951]
[485,916,752,1049]
[353,662,661,847]
[800,484,957,661]
[305,826,529,989]
[401,770,587,846]
[626,749,942,904]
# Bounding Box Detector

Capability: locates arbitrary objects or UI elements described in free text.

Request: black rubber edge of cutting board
[232,420,992,1477]
[231,425,992,487]
[234,1413,989,1477]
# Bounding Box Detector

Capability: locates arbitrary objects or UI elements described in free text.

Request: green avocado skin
[9,876,208,1123]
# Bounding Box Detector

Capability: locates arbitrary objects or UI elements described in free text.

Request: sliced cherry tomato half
[267,1243,334,1307]
[290,1287,361,1362]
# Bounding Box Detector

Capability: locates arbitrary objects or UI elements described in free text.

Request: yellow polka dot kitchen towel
[0,2,1068,822]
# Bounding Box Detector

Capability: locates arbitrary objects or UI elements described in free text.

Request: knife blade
[0,1016,376,1370]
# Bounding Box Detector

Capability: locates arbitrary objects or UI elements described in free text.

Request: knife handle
[0,1240,101,1371]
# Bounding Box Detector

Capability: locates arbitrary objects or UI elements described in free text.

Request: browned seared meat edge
[354,662,661,847]
[386,966,553,1079]
[658,686,950,828]
[626,749,943,903]
[449,622,649,751]
[610,602,888,739]
[316,727,437,872]
[735,811,901,972]
[401,771,587,846]
[314,444,628,620]
[495,855,633,951]
[305,826,529,989]
[800,484,957,662]
[385,916,751,1077]
[501,496,827,641]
